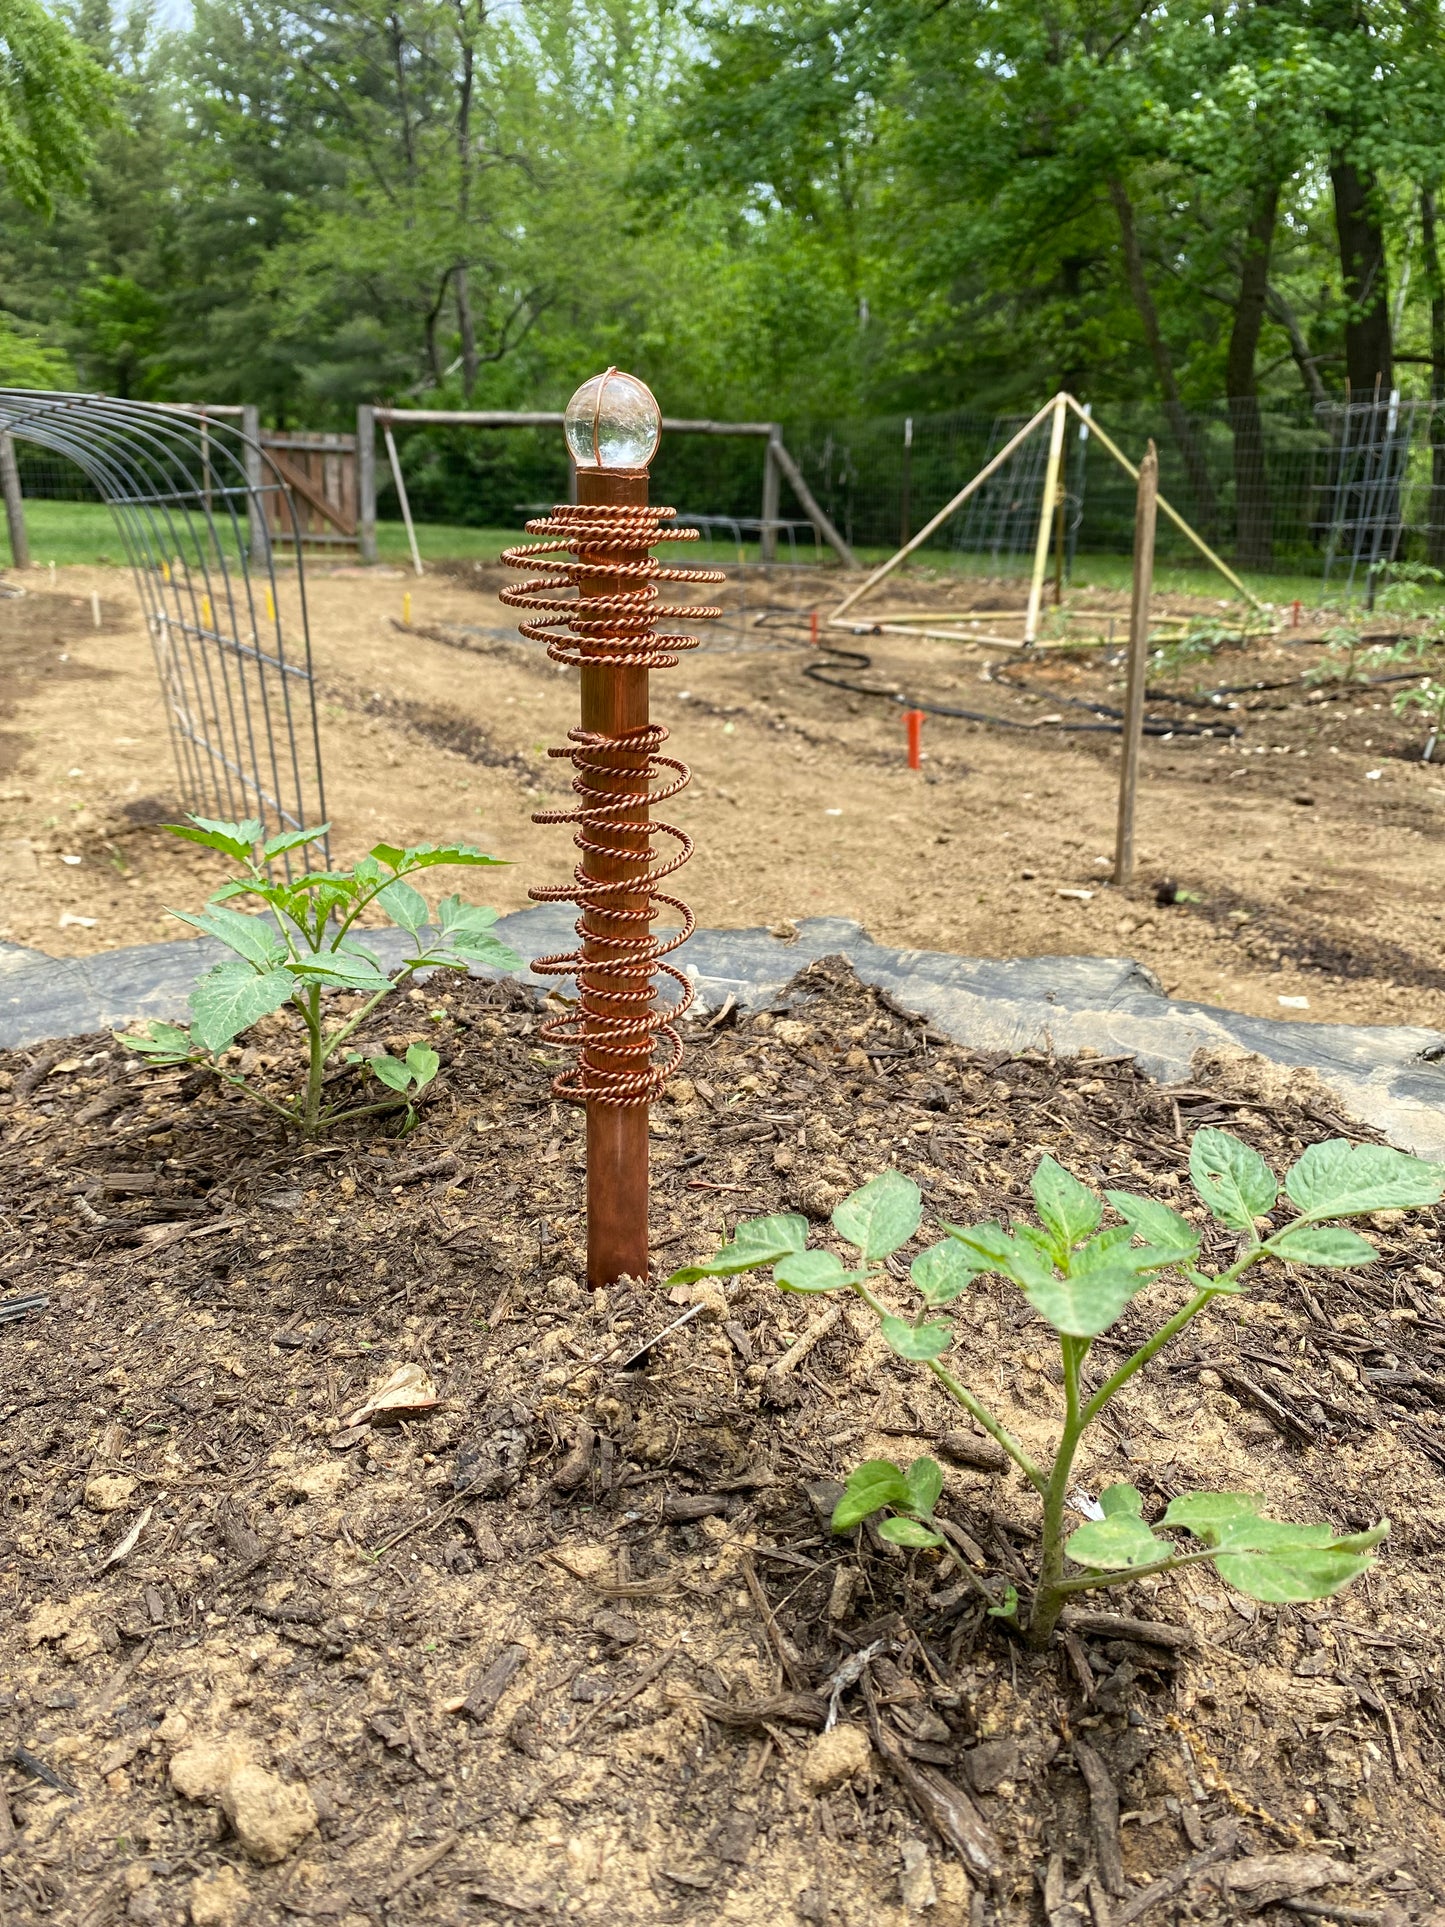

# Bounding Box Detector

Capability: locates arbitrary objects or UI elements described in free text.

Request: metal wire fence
[784,396,1445,595]
[0,394,326,858]
[13,392,1445,597]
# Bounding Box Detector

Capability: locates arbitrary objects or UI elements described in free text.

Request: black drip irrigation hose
[793,632,1236,739]
[758,606,1439,741]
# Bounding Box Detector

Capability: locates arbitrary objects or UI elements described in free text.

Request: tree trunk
[1422,183,1445,570]
[1267,285,1329,410]
[1108,176,1220,540]
[1226,181,1279,569]
[1331,157,1392,397]
[455,268,479,398]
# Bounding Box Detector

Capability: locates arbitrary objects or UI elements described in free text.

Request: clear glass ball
[564,368,661,471]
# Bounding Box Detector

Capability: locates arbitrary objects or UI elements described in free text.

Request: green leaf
[1161,1490,1386,1602]
[448,930,523,972]
[170,904,287,968]
[910,1239,978,1305]
[165,814,264,863]
[945,1221,1054,1293]
[986,1583,1019,1621]
[1032,1155,1102,1252]
[903,1457,943,1517]
[1099,1482,1145,1518]
[832,1170,922,1261]
[1066,1513,1163,1571]
[404,1044,440,1091]
[877,1517,944,1549]
[1021,1261,1150,1340]
[262,824,329,861]
[190,961,296,1053]
[387,841,510,873]
[289,950,394,994]
[377,879,429,935]
[438,894,500,935]
[1214,1543,1380,1604]
[369,1053,412,1092]
[1105,1191,1201,1265]
[664,1212,809,1287]
[1284,1140,1445,1220]
[775,1249,865,1294]
[1267,1224,1378,1268]
[880,1312,952,1360]
[118,1021,195,1060]
[831,1460,911,1531]
[1190,1128,1278,1230]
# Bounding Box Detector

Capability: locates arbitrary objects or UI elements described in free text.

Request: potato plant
[669,1130,1444,1646]
[120,815,521,1138]
[1393,676,1445,762]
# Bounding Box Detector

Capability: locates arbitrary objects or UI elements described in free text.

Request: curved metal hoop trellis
[0,390,327,868]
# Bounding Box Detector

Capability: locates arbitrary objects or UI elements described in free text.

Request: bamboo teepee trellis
[828,392,1265,647]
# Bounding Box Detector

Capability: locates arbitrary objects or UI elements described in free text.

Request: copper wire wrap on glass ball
[499,503,723,1106]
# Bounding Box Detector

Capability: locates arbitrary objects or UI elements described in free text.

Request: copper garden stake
[501,371,722,1285]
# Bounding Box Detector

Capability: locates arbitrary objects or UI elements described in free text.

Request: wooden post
[900,416,913,551]
[578,463,652,1286]
[1025,394,1068,644]
[760,436,780,563]
[242,404,269,565]
[357,404,377,563]
[1114,439,1158,891]
[1052,491,1066,605]
[0,434,28,569]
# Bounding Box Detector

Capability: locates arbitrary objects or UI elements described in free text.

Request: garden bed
[2,957,1443,1925]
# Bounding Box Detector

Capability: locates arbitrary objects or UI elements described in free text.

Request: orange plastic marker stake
[809,609,819,646]
[905,708,924,770]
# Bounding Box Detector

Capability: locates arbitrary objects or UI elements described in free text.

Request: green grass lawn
[7,497,1438,618]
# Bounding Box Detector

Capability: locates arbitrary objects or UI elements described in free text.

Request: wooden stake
[577,465,652,1288]
[1025,395,1068,644]
[1114,440,1158,892]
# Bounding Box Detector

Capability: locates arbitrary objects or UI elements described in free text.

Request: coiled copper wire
[501,503,722,1106]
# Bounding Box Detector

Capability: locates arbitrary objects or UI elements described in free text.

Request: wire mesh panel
[0,391,326,862]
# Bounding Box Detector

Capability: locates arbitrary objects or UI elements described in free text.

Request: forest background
[0,0,1443,549]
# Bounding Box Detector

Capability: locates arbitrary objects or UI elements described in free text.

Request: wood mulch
[2,955,1443,1925]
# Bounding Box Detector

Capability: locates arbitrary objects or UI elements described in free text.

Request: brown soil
[1,562,1444,1039]
[3,958,1444,1924]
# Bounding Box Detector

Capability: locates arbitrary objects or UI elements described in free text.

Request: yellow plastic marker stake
[200,594,212,629]
[162,560,171,584]
[265,586,275,622]
[403,591,412,625]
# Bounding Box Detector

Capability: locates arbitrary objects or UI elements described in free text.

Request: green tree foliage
[0,0,1440,453]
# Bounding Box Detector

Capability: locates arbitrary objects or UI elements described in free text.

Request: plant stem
[300,985,325,1140]
[1028,1334,1086,1646]
[322,967,415,1059]
[850,1277,1047,1492]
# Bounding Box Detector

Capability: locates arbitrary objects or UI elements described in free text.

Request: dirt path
[2,561,1443,1038]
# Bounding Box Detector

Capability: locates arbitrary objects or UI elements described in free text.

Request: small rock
[900,1838,938,1912]
[683,1282,727,1322]
[170,1739,250,1804]
[222,1763,318,1864]
[963,1737,1020,1793]
[158,1710,191,1746]
[85,1473,138,1513]
[1197,1369,1224,1392]
[188,1866,252,1927]
[25,1602,74,1647]
[801,1723,872,1792]
[276,1462,348,1503]
[664,1077,696,1105]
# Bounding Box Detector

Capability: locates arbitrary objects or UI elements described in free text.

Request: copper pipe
[501,463,721,1285]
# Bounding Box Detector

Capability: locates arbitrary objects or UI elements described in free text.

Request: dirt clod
[802,1723,873,1792]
